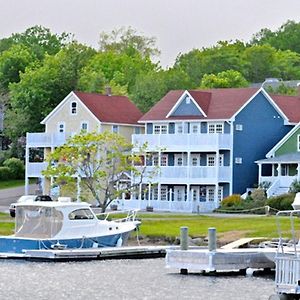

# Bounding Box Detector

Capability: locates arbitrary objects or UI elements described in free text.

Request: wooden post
[180,226,188,275]
[208,227,217,251]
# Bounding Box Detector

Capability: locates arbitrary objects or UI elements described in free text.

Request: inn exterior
[123,88,300,212]
[25,90,143,197]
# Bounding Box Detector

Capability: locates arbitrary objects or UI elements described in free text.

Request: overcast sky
[1,0,300,67]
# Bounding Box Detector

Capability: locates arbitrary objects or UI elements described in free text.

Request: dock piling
[180,226,189,275]
[208,227,217,251]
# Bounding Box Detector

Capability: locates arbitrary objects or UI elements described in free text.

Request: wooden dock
[166,247,277,273]
[0,245,176,261]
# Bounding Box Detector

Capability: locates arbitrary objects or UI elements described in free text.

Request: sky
[1,0,300,67]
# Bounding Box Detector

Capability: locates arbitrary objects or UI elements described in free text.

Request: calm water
[0,258,275,299]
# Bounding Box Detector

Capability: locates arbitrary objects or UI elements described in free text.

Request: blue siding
[147,123,153,134]
[224,122,230,134]
[172,95,202,116]
[232,92,292,194]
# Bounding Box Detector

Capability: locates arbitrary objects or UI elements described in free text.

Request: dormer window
[71,102,77,115]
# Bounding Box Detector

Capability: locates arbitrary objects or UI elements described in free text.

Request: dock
[0,245,175,261]
[166,247,276,273]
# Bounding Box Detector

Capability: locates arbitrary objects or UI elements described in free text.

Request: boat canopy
[15,205,64,239]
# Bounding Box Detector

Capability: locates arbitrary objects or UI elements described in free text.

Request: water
[0,258,275,299]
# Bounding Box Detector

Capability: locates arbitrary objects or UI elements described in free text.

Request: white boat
[0,199,140,254]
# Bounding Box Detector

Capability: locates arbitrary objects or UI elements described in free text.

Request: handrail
[267,178,280,198]
[96,209,139,223]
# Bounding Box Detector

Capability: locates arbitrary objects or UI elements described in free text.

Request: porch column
[25,144,29,195]
[169,188,172,211]
[297,163,300,181]
[215,184,219,209]
[277,164,282,177]
[186,184,191,212]
[258,163,262,184]
[76,176,81,202]
[148,183,151,207]
[158,183,161,209]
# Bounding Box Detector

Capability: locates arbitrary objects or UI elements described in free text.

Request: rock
[191,237,204,246]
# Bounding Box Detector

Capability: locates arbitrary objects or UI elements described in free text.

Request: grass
[0,212,297,242]
[0,179,26,190]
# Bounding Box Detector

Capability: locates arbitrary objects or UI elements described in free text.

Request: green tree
[6,43,95,138]
[42,131,156,212]
[99,26,160,59]
[200,70,249,88]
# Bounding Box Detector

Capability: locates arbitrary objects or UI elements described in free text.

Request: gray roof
[256,152,300,164]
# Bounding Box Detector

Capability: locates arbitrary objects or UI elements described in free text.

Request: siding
[232,92,292,194]
[275,127,300,156]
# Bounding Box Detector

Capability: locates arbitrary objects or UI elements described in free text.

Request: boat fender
[92,242,98,248]
[116,237,123,247]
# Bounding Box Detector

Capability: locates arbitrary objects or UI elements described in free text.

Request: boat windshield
[15,206,63,238]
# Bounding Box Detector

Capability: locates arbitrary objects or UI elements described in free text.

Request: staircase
[269,186,290,197]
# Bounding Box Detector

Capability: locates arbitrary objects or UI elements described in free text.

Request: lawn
[0,179,26,190]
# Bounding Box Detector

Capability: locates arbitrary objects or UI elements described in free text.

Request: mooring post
[180,226,188,275]
[208,227,217,251]
[265,205,270,216]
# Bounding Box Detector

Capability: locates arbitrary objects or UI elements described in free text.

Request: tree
[6,43,95,138]
[42,131,157,212]
[99,27,160,59]
[200,70,249,88]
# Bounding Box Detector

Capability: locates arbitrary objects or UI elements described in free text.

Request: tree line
[1,21,300,153]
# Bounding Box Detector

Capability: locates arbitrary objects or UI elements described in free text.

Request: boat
[0,198,140,254]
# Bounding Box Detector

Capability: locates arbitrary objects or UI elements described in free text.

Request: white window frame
[191,154,200,166]
[175,123,183,134]
[208,123,223,134]
[207,155,215,167]
[219,154,224,166]
[152,155,159,166]
[235,157,243,164]
[218,187,223,202]
[160,186,168,201]
[70,101,77,115]
[112,125,119,133]
[154,124,168,134]
[58,122,65,133]
[175,154,184,166]
[81,121,89,132]
[160,154,168,166]
[235,124,243,131]
[298,134,300,152]
[191,123,200,134]
[152,187,158,201]
[207,187,215,202]
[185,96,191,104]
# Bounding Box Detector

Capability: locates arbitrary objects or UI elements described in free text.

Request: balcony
[27,132,72,148]
[136,166,231,184]
[132,133,231,151]
[26,162,48,177]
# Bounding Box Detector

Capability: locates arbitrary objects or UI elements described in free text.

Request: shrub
[0,167,12,181]
[290,180,300,193]
[251,188,267,202]
[3,158,25,179]
[266,193,295,211]
[221,194,242,207]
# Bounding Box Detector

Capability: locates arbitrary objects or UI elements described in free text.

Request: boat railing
[96,209,139,223]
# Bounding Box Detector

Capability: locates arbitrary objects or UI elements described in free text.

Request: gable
[166,91,207,118]
[275,126,300,156]
[171,94,203,117]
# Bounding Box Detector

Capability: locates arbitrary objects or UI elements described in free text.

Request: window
[71,102,77,115]
[161,155,168,166]
[185,96,191,104]
[191,124,199,134]
[153,155,159,166]
[176,124,183,134]
[161,186,168,201]
[219,154,224,166]
[134,127,141,134]
[235,157,242,164]
[154,124,168,134]
[81,122,88,132]
[58,123,65,133]
[152,187,158,200]
[191,154,200,166]
[208,123,223,134]
[207,188,215,202]
[112,125,119,133]
[236,124,243,131]
[298,135,300,151]
[207,155,215,166]
[69,209,94,220]
[192,189,198,201]
[218,187,223,202]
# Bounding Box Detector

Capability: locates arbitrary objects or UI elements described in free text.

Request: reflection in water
[0,258,274,299]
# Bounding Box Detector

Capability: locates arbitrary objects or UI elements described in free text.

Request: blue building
[125,88,300,212]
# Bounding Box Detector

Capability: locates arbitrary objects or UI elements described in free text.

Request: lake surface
[0,258,275,299]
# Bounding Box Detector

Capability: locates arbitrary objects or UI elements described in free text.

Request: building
[25,90,143,197]
[124,88,300,213]
[256,122,300,197]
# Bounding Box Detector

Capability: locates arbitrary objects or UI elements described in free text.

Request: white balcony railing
[132,133,231,151]
[27,132,72,147]
[137,166,231,183]
[26,162,48,177]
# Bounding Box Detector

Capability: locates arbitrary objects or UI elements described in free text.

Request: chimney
[105,86,112,96]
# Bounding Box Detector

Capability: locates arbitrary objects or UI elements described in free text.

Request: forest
[1,20,300,151]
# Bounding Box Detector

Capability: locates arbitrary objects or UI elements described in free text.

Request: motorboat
[1,198,140,254]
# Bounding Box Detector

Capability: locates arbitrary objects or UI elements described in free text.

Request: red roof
[74,91,142,125]
[140,88,300,122]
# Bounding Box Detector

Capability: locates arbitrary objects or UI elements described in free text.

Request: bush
[266,193,295,211]
[221,194,242,207]
[251,188,267,202]
[290,180,300,193]
[0,167,12,181]
[3,158,25,179]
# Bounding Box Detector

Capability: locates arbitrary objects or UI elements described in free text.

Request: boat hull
[0,231,131,254]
